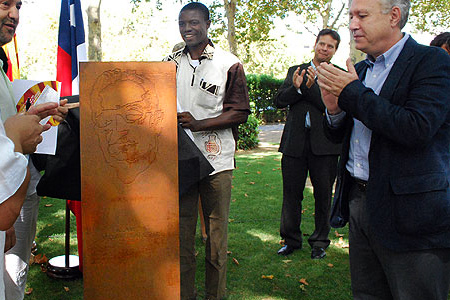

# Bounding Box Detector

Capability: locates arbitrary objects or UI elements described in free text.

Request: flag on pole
[57,0,87,97]
[56,0,87,271]
[1,34,20,81]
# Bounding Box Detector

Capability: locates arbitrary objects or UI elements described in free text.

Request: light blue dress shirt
[328,33,410,181]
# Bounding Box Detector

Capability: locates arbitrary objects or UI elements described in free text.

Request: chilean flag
[57,0,87,97]
[56,0,87,271]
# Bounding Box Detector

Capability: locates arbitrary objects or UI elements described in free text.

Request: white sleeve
[0,119,28,204]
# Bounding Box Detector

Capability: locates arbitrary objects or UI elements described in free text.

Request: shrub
[237,113,260,150]
[246,74,286,123]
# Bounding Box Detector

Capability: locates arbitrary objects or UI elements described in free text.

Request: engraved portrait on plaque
[89,69,164,184]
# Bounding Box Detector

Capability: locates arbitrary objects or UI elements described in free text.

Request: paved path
[258,124,284,150]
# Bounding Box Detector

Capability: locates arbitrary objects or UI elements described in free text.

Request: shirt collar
[365,33,410,68]
[183,39,215,61]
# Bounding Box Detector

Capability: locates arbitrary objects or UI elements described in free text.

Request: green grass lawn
[26,149,352,299]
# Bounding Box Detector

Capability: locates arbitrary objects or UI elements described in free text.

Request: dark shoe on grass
[277,245,300,256]
[311,247,326,259]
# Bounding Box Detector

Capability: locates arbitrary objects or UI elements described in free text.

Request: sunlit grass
[26,149,355,300]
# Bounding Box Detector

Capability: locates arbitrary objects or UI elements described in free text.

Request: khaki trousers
[179,170,232,300]
[4,193,40,300]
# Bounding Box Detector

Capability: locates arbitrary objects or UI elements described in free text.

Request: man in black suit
[317,0,450,298]
[274,29,341,259]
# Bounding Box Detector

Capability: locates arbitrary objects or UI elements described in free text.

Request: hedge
[246,74,286,124]
[236,74,285,150]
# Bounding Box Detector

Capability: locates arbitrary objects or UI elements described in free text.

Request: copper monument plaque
[80,62,179,299]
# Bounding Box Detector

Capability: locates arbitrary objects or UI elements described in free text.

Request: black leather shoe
[311,247,326,259]
[277,245,299,256]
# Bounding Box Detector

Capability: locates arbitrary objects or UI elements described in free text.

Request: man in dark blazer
[274,29,342,259]
[317,0,450,298]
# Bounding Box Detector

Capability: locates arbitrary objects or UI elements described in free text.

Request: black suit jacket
[328,37,450,251]
[275,63,341,157]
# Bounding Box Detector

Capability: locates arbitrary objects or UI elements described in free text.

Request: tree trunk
[87,0,102,61]
[322,1,331,28]
[349,38,366,64]
[348,0,365,64]
[223,0,238,56]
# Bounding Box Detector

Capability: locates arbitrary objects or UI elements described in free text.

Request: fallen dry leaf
[232,258,239,266]
[244,193,248,197]
[29,253,35,265]
[228,219,235,223]
[299,278,309,285]
[244,171,249,174]
[338,237,350,248]
[285,274,292,277]
[257,171,261,174]
[227,251,232,255]
[25,288,33,295]
[282,260,292,264]
[299,284,307,291]
[249,182,255,185]
[279,239,285,245]
[328,263,334,268]
[261,275,274,280]
[40,264,47,273]
[335,230,344,237]
[44,204,53,207]
[272,168,276,171]
[64,287,70,292]
[34,254,48,264]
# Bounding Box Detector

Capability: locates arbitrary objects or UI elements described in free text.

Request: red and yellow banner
[2,34,20,81]
[16,81,60,126]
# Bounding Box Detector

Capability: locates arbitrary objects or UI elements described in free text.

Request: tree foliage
[129,0,347,58]
[409,0,449,34]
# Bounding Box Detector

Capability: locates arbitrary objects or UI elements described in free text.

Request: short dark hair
[180,2,210,21]
[315,29,341,49]
[430,32,450,49]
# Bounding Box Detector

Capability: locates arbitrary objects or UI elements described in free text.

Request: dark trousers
[279,137,338,249]
[179,170,232,300]
[348,181,450,300]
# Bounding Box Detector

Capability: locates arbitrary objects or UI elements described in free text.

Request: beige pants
[4,193,40,300]
[179,170,232,300]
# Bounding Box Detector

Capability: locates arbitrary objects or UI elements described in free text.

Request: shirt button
[357,163,361,168]
[355,139,359,144]
[373,74,377,78]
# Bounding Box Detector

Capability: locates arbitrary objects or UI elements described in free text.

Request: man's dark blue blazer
[327,36,450,251]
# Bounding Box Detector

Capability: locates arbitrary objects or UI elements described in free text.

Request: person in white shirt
[0,2,68,299]
[0,102,58,300]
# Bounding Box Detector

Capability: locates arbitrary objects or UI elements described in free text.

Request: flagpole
[47,0,85,280]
